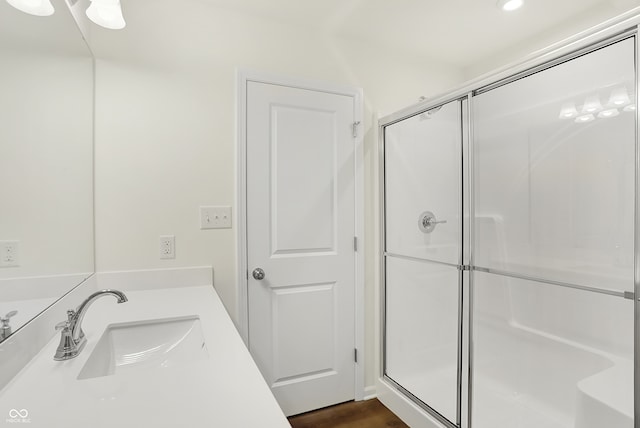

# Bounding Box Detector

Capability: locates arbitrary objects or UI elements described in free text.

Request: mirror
[0,0,94,341]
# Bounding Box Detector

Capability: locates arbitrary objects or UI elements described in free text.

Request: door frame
[235,68,366,401]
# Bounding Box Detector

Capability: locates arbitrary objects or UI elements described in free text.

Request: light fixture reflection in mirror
[5,0,54,16]
[86,0,126,30]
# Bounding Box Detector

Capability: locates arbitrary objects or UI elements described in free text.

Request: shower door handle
[419,211,447,233]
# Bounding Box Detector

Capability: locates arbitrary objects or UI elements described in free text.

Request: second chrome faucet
[54,289,128,361]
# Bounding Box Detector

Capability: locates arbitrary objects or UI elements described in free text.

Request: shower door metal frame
[380,95,470,428]
[379,20,640,428]
[634,28,639,428]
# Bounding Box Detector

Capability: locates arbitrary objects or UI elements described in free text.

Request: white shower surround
[378,10,640,428]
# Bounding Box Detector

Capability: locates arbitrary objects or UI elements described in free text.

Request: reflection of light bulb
[558,102,578,119]
[608,87,631,106]
[86,0,126,29]
[497,0,524,11]
[598,109,619,119]
[6,0,54,16]
[575,114,595,124]
[624,104,636,112]
[581,95,602,114]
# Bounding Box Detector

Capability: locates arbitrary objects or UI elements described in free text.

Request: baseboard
[97,266,213,291]
[363,385,377,400]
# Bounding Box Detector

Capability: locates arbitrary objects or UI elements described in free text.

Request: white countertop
[0,285,291,428]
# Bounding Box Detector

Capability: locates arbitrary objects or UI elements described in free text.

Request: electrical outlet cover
[0,241,20,267]
[159,235,175,259]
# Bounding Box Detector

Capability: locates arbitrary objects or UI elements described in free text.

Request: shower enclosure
[379,28,638,428]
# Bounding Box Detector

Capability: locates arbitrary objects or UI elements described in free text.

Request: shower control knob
[252,268,265,280]
[419,211,447,233]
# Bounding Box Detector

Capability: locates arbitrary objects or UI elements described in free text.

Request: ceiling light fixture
[86,0,126,30]
[624,104,636,112]
[6,0,54,16]
[497,0,524,11]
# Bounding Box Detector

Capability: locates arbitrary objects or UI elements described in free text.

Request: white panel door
[246,81,356,416]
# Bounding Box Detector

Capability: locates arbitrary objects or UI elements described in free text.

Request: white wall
[92,0,465,390]
[463,2,640,79]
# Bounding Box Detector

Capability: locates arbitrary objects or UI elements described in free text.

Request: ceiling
[87,0,640,81]
[197,0,640,74]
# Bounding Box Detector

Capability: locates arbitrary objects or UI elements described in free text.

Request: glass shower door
[384,99,463,426]
[471,36,636,428]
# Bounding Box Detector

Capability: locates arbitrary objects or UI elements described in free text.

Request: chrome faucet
[0,310,17,342]
[54,289,128,361]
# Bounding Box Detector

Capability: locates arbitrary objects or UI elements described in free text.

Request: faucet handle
[1,311,17,328]
[1,310,17,323]
[55,321,69,331]
[54,310,75,331]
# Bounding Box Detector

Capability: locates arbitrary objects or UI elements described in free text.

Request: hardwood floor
[288,399,409,428]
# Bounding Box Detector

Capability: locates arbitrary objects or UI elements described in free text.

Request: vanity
[0,283,291,427]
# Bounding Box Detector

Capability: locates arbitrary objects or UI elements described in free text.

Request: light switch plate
[200,206,232,229]
[0,240,20,267]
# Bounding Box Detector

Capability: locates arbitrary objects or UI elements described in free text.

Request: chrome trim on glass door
[634,30,639,428]
[466,92,476,428]
[379,119,388,380]
[474,29,636,95]
[384,252,462,270]
[472,266,632,300]
[380,97,467,428]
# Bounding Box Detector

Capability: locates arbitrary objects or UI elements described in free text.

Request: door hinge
[353,236,358,252]
[354,348,358,363]
[352,121,361,138]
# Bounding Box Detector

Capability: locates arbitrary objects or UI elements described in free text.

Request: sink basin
[78,316,208,380]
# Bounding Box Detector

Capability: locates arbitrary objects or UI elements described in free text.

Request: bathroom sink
[77,316,208,380]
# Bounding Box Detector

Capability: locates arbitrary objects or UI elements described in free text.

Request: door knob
[252,268,265,280]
